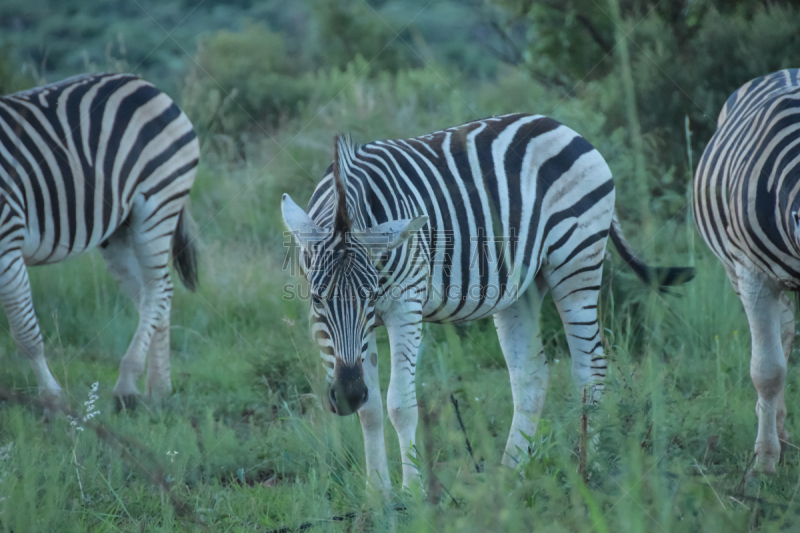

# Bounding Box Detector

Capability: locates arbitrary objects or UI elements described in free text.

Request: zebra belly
[21,218,123,266]
[23,234,95,265]
[421,259,538,323]
[421,292,521,323]
[725,227,800,290]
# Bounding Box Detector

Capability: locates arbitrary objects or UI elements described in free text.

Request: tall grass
[0,62,798,532]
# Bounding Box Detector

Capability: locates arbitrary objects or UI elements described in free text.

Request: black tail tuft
[609,213,695,294]
[644,266,696,294]
[172,205,199,291]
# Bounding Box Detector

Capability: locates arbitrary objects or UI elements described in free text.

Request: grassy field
[1,66,800,533]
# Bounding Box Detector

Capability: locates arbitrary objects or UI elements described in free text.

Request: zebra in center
[694,69,800,473]
[0,73,199,413]
[282,113,694,492]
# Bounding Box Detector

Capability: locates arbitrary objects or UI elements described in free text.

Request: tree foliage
[486,0,800,192]
[2,0,799,217]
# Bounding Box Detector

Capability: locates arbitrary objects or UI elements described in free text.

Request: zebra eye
[311,294,324,311]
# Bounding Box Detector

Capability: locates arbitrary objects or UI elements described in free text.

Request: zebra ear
[355,216,428,254]
[282,193,327,249]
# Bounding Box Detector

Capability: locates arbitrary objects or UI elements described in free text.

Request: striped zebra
[0,73,199,414]
[694,69,800,473]
[282,113,693,491]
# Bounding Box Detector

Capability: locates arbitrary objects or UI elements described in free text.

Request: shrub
[308,0,418,73]
[182,21,322,133]
[0,46,34,95]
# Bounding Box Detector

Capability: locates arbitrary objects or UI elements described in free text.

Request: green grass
[2,70,800,532]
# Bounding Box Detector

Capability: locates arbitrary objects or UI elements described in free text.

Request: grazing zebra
[282,113,694,492]
[0,73,199,413]
[694,69,800,473]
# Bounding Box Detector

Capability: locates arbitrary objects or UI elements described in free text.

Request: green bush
[308,0,418,73]
[182,22,321,133]
[487,0,800,222]
[620,4,800,181]
[0,46,34,95]
[181,1,424,137]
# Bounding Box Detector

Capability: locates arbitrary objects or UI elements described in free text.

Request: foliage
[0,47,33,96]
[487,0,800,212]
[489,0,616,84]
[309,0,419,73]
[182,22,319,132]
[0,0,491,97]
[1,0,800,531]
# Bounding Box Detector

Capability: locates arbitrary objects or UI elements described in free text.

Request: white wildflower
[69,382,101,431]
[0,442,12,461]
[68,414,84,431]
[82,382,100,422]
[0,441,10,499]
[166,450,179,463]
[68,383,101,504]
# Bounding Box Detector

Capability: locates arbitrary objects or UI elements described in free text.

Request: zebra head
[281,135,427,416]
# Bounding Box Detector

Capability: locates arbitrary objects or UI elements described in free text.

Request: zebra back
[0,73,198,265]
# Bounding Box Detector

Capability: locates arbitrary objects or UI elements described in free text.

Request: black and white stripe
[694,69,800,472]
[283,113,693,491]
[0,73,199,412]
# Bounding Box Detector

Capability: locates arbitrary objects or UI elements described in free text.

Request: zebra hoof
[754,464,778,477]
[754,437,781,475]
[39,390,63,421]
[114,394,139,413]
[145,382,173,406]
[754,456,778,476]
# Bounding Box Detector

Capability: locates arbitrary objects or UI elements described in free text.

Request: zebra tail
[609,212,695,293]
[172,204,199,291]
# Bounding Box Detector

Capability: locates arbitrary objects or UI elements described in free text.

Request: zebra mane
[332,134,357,233]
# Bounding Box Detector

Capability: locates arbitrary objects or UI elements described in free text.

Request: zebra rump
[0,72,200,411]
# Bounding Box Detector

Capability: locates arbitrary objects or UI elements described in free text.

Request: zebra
[0,73,199,414]
[694,69,800,473]
[281,113,694,492]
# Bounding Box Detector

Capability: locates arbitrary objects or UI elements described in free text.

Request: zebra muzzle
[329,364,368,416]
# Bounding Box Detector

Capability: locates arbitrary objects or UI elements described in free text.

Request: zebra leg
[0,244,62,414]
[493,278,548,468]
[112,200,176,409]
[721,262,791,467]
[546,254,606,405]
[100,226,174,404]
[546,262,605,471]
[777,292,794,458]
[736,263,785,473]
[100,225,144,307]
[145,314,172,402]
[358,332,391,494]
[385,306,423,489]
